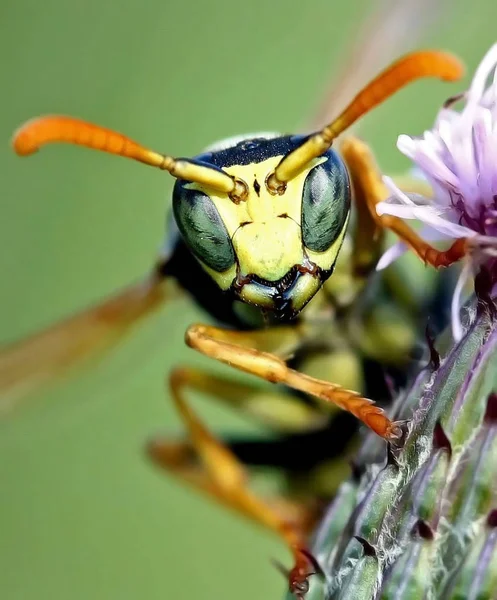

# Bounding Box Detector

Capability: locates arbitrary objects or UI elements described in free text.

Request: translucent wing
[0,271,173,417]
[305,0,445,131]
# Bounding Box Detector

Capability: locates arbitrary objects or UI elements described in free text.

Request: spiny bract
[287,281,497,600]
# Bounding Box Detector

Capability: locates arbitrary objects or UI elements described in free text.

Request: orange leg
[184,324,402,441]
[340,136,468,268]
[148,367,322,598]
[344,140,384,280]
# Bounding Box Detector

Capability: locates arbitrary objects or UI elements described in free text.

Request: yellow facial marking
[233,219,302,281]
[201,262,238,291]
[206,156,323,282]
[289,273,321,312]
[239,283,274,308]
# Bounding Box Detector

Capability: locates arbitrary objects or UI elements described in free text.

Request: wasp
[0,48,466,598]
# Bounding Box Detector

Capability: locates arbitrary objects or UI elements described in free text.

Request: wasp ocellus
[0,49,467,598]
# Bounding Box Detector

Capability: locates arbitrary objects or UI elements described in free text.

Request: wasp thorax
[172,135,351,317]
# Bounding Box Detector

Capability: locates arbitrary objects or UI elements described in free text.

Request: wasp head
[172,134,351,319]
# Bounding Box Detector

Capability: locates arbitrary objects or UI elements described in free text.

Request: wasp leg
[343,139,385,280]
[184,324,401,441]
[147,358,362,494]
[171,325,330,432]
[157,366,328,432]
[340,136,467,268]
[148,368,321,598]
[147,435,316,531]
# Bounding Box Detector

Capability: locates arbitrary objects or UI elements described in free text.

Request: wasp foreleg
[184,324,402,441]
[341,136,467,268]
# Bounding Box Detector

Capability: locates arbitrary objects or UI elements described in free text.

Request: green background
[1,1,496,598]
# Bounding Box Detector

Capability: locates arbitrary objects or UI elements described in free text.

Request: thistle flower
[377,44,497,338]
[284,47,497,600]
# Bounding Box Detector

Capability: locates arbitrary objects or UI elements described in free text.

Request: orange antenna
[12,115,241,195]
[271,50,464,187]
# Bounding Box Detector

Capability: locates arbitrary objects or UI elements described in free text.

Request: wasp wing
[305,0,445,132]
[0,271,174,416]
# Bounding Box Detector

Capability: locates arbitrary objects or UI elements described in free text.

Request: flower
[376,44,497,339]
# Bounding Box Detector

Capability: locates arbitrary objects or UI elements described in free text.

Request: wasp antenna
[272,50,464,185]
[12,115,237,194]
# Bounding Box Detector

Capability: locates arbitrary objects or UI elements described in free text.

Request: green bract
[287,291,497,600]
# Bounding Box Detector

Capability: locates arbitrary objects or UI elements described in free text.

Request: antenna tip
[11,118,41,156]
[437,51,465,82]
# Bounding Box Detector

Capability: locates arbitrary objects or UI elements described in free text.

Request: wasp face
[172,135,351,318]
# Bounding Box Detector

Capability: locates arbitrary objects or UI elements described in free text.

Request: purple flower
[376,44,497,339]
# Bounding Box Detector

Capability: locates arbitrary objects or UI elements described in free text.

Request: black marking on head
[278,213,289,218]
[196,134,308,168]
[253,178,261,196]
[242,266,302,294]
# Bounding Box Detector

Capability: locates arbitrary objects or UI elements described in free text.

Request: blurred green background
[1,1,497,599]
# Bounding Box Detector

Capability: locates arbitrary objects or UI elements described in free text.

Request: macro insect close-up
[2,2,497,600]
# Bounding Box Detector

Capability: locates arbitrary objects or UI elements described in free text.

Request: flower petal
[382,44,497,274]
[376,241,408,271]
[378,201,476,238]
[451,260,473,342]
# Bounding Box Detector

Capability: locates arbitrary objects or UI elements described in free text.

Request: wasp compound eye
[173,184,236,273]
[301,150,351,252]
